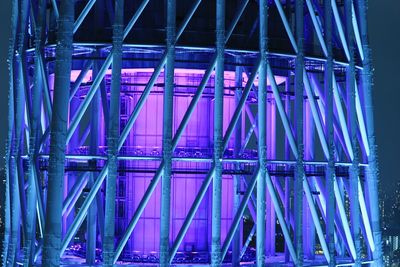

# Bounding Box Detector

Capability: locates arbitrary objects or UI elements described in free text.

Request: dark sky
[368,0,400,194]
[0,1,399,193]
[0,0,11,170]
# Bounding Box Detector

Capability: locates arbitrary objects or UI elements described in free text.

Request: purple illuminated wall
[117,69,236,257]
[50,67,285,259]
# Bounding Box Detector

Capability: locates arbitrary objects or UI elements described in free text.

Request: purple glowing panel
[116,69,237,256]
[62,68,285,258]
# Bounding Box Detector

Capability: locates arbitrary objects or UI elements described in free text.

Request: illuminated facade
[2,0,383,266]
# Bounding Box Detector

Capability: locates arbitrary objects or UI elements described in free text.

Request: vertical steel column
[232,62,242,267]
[42,1,74,266]
[7,164,21,267]
[212,0,224,264]
[160,0,175,265]
[5,2,18,265]
[11,0,29,264]
[103,0,124,265]
[170,42,260,262]
[69,2,202,261]
[324,0,335,265]
[345,1,361,265]
[294,0,304,265]
[257,0,267,266]
[3,0,21,266]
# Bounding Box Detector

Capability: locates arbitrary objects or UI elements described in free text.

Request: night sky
[368,0,400,194]
[0,1,399,194]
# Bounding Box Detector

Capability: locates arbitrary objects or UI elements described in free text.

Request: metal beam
[103,0,124,265]
[331,0,350,61]
[305,0,328,57]
[221,167,260,260]
[168,56,261,264]
[2,2,14,250]
[294,2,304,264]
[257,0,267,265]
[69,59,94,101]
[160,0,175,265]
[42,0,74,265]
[324,0,336,265]
[24,0,47,264]
[66,0,150,143]
[61,0,203,258]
[345,1,361,265]
[111,1,250,262]
[211,0,225,265]
[62,173,89,217]
[272,3,360,260]
[73,0,96,34]
[268,65,331,264]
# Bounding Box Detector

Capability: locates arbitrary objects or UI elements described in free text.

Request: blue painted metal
[160,0,175,265]
[111,2,205,262]
[9,0,29,265]
[50,0,59,19]
[212,0,225,265]
[331,0,350,60]
[62,173,88,217]
[305,0,328,57]
[66,0,150,144]
[73,0,97,34]
[240,224,255,260]
[345,1,361,265]
[169,56,261,264]
[69,60,94,101]
[42,1,74,266]
[4,3,19,260]
[324,0,336,265]
[221,167,260,260]
[294,1,304,265]
[257,0,267,265]
[167,1,250,262]
[24,0,46,264]
[60,1,159,256]
[4,1,384,266]
[103,0,124,265]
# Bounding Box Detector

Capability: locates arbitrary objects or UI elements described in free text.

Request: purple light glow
[62,68,285,259]
[114,68,238,257]
[67,68,286,87]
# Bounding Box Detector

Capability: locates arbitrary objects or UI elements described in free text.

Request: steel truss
[2,0,383,266]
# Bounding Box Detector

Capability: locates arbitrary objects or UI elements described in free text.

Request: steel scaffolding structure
[2,0,384,266]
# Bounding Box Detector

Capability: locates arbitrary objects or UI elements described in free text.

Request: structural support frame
[3,1,384,266]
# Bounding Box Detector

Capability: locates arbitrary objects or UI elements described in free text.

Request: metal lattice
[2,0,383,266]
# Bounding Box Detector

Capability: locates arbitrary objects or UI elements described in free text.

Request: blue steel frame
[2,0,384,267]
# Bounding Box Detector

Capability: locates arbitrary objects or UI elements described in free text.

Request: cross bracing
[2,0,383,266]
